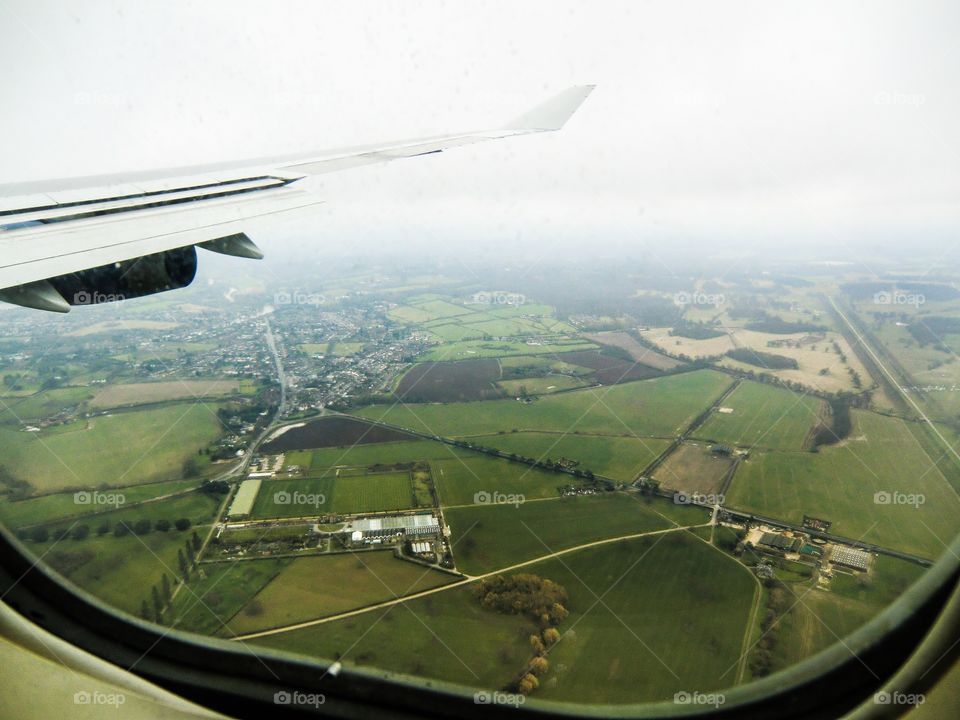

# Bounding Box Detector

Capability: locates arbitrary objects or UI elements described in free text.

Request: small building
[227,479,262,520]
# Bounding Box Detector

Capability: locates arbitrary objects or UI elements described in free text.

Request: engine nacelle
[48,246,198,306]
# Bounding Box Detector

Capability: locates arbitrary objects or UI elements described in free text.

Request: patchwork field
[0,403,224,493]
[225,553,456,635]
[654,442,734,495]
[357,369,733,439]
[261,416,415,453]
[725,411,960,558]
[445,492,709,575]
[471,432,671,481]
[418,338,597,362]
[695,381,821,451]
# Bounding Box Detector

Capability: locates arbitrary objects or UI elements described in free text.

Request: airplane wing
[0,85,594,312]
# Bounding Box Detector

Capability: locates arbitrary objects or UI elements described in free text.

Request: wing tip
[505,85,596,132]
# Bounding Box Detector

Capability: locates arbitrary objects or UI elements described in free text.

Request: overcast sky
[1,0,958,260]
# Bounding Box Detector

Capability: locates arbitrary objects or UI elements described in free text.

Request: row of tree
[20,517,193,544]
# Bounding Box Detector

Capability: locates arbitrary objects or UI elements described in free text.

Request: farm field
[32,530,192,616]
[357,369,733,439]
[496,374,590,396]
[654,442,734,495]
[0,386,94,423]
[395,358,502,402]
[471,432,672,481]
[0,403,224,493]
[252,531,755,703]
[289,439,470,472]
[418,338,597,362]
[725,410,960,558]
[552,349,663,384]
[90,380,240,408]
[65,319,180,337]
[172,558,292,635]
[249,471,414,518]
[431,454,574,506]
[445,492,709,575]
[532,532,756,703]
[0,478,200,528]
[582,331,685,370]
[695,381,821,451]
[226,552,456,635]
[252,582,532,691]
[39,488,223,531]
[261,416,415,453]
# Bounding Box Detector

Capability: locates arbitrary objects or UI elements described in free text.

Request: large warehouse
[350,513,440,540]
[831,545,871,571]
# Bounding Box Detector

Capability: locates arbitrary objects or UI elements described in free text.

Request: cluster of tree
[749,578,791,677]
[22,517,193,544]
[725,348,799,370]
[475,574,569,696]
[0,465,32,500]
[475,574,569,627]
[907,316,960,350]
[809,397,853,448]
[199,479,230,495]
[669,321,726,340]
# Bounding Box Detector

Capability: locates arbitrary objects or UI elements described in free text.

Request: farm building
[227,479,262,519]
[758,531,803,553]
[831,545,871,571]
[350,513,440,540]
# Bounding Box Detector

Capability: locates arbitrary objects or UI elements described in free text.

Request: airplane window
[0,1,957,717]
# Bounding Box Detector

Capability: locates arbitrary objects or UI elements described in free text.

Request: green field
[226,552,456,635]
[172,558,292,635]
[695,381,821,451]
[533,532,757,703]
[0,403,224,493]
[0,386,94,423]
[0,478,200,528]
[445,492,710,575]
[31,530,191,616]
[468,432,671,482]
[654,442,734,494]
[250,471,415,518]
[432,454,574,506]
[496,375,590,395]
[358,370,733,439]
[252,531,756,702]
[285,440,470,473]
[726,410,960,558]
